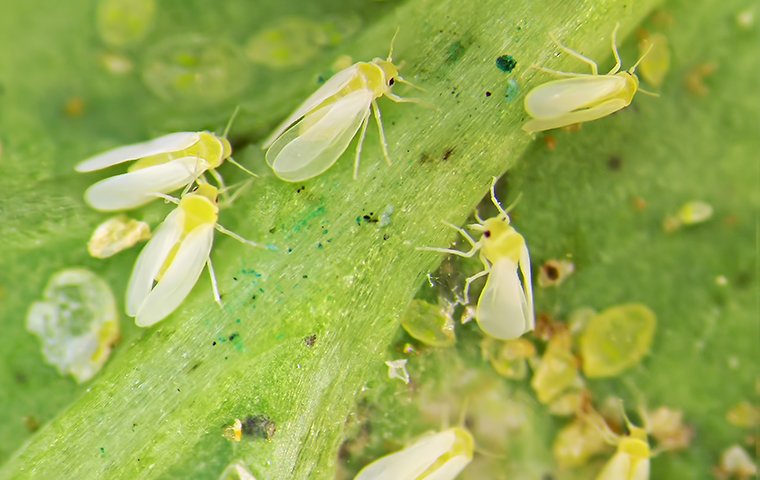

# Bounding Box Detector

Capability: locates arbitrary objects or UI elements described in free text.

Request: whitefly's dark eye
[484,230,491,238]
[388,77,395,86]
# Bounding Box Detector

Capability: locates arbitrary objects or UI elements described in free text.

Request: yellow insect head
[180,184,219,233]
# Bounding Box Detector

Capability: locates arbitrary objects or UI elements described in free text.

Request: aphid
[355,427,473,480]
[579,303,656,378]
[385,359,411,384]
[26,268,119,383]
[418,178,534,340]
[582,403,652,480]
[126,183,261,327]
[262,32,418,182]
[523,23,655,133]
[637,33,670,88]
[87,214,151,258]
[76,117,253,211]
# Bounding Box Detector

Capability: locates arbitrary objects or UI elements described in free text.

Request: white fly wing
[75,132,200,172]
[525,76,627,118]
[267,90,373,182]
[262,64,360,148]
[422,455,472,480]
[355,430,456,480]
[596,452,635,480]
[522,97,628,133]
[476,258,531,340]
[84,156,207,211]
[519,243,535,331]
[126,208,184,317]
[135,223,215,327]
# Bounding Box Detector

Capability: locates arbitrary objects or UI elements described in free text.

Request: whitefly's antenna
[387,27,400,61]
[223,105,241,138]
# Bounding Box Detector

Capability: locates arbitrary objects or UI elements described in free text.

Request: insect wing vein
[262,65,360,148]
[267,89,374,182]
[84,156,208,211]
[126,209,184,316]
[75,132,200,172]
[135,223,215,327]
[355,430,456,480]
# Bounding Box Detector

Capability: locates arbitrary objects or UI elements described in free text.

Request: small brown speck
[544,135,557,151]
[64,97,85,118]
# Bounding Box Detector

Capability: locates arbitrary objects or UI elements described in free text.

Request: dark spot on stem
[242,415,276,440]
[304,334,317,347]
[485,91,492,97]
[496,55,517,73]
[442,147,455,161]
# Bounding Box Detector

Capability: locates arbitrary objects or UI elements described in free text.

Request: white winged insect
[75,113,254,211]
[522,23,655,133]
[262,33,419,182]
[126,183,261,327]
[419,178,534,340]
[354,427,474,480]
[581,402,652,480]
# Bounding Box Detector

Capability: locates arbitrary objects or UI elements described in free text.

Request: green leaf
[1,0,756,478]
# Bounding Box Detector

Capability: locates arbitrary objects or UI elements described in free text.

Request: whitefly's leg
[417,221,480,258]
[216,224,264,248]
[371,100,391,166]
[206,256,223,307]
[529,65,588,78]
[607,23,622,74]
[463,257,491,304]
[353,114,371,179]
[550,32,599,75]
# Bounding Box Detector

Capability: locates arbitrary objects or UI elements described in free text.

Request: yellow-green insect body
[76,131,232,211]
[419,178,534,340]
[127,183,260,327]
[596,425,651,480]
[583,403,653,480]
[263,37,416,182]
[523,24,652,133]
